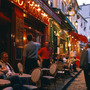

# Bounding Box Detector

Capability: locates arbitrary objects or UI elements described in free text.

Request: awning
[65,16,78,33]
[70,31,88,43]
[33,0,61,25]
[0,12,11,23]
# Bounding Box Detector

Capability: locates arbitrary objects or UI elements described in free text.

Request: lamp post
[75,21,78,26]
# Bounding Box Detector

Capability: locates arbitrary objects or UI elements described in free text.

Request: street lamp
[75,21,78,26]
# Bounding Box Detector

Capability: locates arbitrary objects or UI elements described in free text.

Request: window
[62,2,65,12]
[89,6,90,16]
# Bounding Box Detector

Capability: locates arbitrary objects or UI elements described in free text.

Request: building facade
[79,4,90,42]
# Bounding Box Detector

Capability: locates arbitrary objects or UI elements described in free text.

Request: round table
[15,73,31,78]
[0,79,11,86]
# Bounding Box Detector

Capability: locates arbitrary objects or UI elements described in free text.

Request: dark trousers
[25,58,39,74]
[84,64,90,89]
[42,59,50,68]
[4,75,25,90]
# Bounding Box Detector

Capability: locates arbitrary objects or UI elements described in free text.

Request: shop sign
[9,0,49,25]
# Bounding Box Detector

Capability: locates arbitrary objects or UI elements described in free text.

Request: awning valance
[70,31,88,43]
[33,0,61,25]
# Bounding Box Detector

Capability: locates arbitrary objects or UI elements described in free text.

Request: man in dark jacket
[80,43,90,90]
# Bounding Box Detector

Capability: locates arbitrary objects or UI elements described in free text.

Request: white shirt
[23,41,41,58]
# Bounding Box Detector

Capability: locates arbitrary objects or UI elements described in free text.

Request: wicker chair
[24,68,41,90]
[42,63,57,90]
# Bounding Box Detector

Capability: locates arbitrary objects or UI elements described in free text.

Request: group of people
[1,34,90,90]
[23,34,53,74]
[0,52,25,90]
[0,34,53,89]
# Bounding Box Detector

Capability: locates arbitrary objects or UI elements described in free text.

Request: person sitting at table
[0,52,25,90]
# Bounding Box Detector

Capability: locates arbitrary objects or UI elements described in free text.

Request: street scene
[0,0,90,90]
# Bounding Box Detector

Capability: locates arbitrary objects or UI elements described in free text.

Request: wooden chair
[24,68,41,90]
[17,63,23,75]
[42,63,57,90]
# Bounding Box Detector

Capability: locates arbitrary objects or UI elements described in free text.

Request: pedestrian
[80,43,90,90]
[38,42,53,68]
[70,49,77,72]
[0,52,25,90]
[23,34,41,74]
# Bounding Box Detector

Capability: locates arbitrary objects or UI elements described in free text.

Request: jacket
[80,49,88,70]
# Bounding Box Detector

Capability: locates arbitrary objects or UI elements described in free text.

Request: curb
[61,69,82,90]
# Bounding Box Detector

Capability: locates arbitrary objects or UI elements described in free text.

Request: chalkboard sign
[15,48,22,60]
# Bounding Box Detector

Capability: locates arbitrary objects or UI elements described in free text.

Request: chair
[42,63,57,90]
[17,63,23,75]
[24,68,41,90]
[56,61,70,83]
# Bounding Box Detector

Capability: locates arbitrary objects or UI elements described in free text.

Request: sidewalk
[42,67,82,90]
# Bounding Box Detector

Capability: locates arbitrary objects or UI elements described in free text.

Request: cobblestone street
[67,70,87,90]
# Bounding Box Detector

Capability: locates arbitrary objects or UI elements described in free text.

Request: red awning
[70,31,88,43]
[0,12,11,22]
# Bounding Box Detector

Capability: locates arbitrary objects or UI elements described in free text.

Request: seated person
[59,55,63,62]
[0,52,25,90]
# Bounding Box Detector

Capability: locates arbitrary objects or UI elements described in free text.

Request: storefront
[0,0,61,71]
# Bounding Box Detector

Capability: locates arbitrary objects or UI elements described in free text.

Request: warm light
[68,43,71,47]
[27,1,30,3]
[65,20,67,23]
[48,0,50,5]
[63,0,66,2]
[32,1,34,4]
[30,4,33,6]
[18,0,24,6]
[75,21,78,26]
[69,9,75,16]
[37,5,40,7]
[23,13,26,17]
[72,36,74,38]
[23,37,26,40]
[28,27,31,29]
[35,4,37,7]
[37,8,41,11]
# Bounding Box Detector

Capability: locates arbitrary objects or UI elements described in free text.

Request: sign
[9,0,49,25]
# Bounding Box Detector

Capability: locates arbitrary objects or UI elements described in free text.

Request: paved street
[66,70,87,90]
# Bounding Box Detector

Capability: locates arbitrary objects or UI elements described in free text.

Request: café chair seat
[43,76,54,79]
[24,85,38,90]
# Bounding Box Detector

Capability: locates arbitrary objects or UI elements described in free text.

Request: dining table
[0,79,11,86]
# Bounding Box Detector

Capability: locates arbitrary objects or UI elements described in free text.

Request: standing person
[0,52,25,90]
[23,34,41,74]
[80,43,90,90]
[38,42,53,68]
[70,49,77,72]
